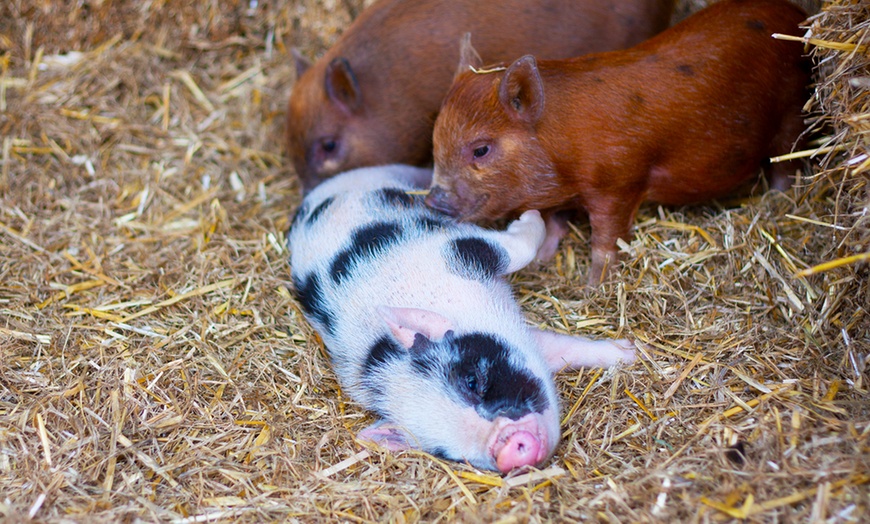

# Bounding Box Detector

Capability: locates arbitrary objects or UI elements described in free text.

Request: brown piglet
[287,0,677,191]
[427,0,810,285]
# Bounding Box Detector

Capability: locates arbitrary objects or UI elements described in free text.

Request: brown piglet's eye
[472,145,490,159]
[321,139,337,153]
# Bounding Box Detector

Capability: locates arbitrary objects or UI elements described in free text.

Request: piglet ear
[455,33,483,79]
[377,305,453,349]
[357,420,419,451]
[499,55,544,125]
[325,57,362,114]
[292,48,312,80]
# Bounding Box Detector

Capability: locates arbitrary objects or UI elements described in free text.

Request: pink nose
[495,430,543,472]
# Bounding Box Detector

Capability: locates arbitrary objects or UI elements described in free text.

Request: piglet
[287,0,677,190]
[288,164,634,472]
[427,0,810,285]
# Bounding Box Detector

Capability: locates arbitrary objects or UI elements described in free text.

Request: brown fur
[427,0,810,285]
[286,0,677,190]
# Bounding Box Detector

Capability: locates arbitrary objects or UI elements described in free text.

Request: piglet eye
[464,369,488,399]
[321,139,337,154]
[465,375,478,394]
[472,145,490,159]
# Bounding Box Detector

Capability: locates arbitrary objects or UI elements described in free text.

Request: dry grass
[0,0,867,522]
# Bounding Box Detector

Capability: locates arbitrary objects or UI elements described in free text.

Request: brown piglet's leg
[586,199,639,286]
[766,107,808,192]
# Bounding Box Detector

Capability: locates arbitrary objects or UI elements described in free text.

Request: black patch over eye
[461,366,488,401]
[451,360,488,405]
[449,333,548,421]
[465,374,478,393]
[472,145,490,159]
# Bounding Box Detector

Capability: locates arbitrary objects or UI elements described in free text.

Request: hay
[0,0,867,522]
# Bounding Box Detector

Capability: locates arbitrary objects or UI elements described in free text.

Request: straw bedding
[0,0,867,522]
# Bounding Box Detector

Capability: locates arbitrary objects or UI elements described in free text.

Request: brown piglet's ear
[499,55,544,124]
[455,33,483,79]
[325,57,362,114]
[292,48,312,79]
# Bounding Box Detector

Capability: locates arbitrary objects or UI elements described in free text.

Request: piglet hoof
[534,239,559,264]
[534,212,569,264]
[507,210,545,235]
[610,339,638,365]
[769,170,795,192]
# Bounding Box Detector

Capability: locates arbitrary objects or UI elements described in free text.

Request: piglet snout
[424,185,459,216]
[495,430,544,472]
[490,413,552,473]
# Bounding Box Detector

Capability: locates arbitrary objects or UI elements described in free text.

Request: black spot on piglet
[293,273,335,336]
[429,447,450,460]
[331,222,403,283]
[306,196,335,225]
[290,202,309,228]
[419,216,448,232]
[362,336,408,409]
[364,335,405,374]
[377,188,416,208]
[676,64,695,76]
[746,19,766,31]
[448,237,506,280]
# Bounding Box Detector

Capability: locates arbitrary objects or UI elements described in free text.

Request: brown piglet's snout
[424,186,460,217]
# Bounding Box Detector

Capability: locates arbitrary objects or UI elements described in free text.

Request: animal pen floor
[0,0,867,522]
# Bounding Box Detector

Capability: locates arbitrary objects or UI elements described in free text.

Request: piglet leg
[587,197,638,286]
[535,211,570,263]
[357,420,418,451]
[533,328,636,371]
[482,209,547,274]
[766,101,806,191]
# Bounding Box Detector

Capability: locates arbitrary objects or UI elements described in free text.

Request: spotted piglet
[287,164,634,472]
